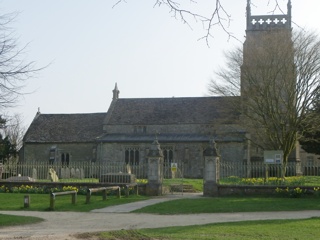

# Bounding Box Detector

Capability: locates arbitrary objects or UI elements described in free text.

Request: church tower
[240,0,296,163]
[241,0,293,96]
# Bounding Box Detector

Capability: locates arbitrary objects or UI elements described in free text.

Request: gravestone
[32,168,37,180]
[61,167,71,179]
[75,168,81,179]
[70,168,75,178]
[48,168,59,182]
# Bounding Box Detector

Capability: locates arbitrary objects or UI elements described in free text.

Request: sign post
[171,163,177,172]
[264,150,283,179]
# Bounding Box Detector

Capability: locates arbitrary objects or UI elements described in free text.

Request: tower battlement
[246,0,291,31]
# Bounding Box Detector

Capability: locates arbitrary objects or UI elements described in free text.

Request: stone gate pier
[203,139,220,196]
[146,138,164,196]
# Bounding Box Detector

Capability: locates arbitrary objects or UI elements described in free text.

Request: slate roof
[24,97,239,144]
[105,96,239,125]
[24,113,106,143]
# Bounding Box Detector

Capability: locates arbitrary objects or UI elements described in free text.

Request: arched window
[134,150,139,165]
[130,150,134,165]
[61,153,65,165]
[125,147,140,165]
[125,150,130,164]
[49,147,56,165]
[66,153,70,167]
[163,147,173,166]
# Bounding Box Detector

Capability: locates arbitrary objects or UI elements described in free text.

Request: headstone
[32,168,37,180]
[60,167,66,179]
[48,168,59,182]
[65,167,71,179]
[74,168,83,179]
[70,168,75,178]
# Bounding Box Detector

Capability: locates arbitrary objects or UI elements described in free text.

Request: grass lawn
[1,193,320,239]
[0,213,43,227]
[133,197,320,214]
[88,218,320,240]
[163,178,204,192]
[0,193,148,211]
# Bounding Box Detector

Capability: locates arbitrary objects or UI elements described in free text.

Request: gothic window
[49,147,56,165]
[66,153,70,166]
[61,153,65,165]
[135,150,139,165]
[61,153,70,167]
[125,147,140,165]
[163,147,173,166]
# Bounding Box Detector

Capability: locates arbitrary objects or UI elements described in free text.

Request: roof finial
[287,0,292,28]
[246,0,251,29]
[112,83,120,100]
[34,107,41,120]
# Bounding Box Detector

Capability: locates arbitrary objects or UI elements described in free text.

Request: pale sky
[1,0,319,128]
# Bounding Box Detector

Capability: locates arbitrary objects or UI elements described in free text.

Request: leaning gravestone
[48,168,59,182]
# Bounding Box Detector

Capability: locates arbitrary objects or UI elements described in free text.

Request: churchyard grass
[162,176,320,192]
[163,178,203,192]
[0,214,43,227]
[93,218,320,240]
[133,197,320,214]
[0,193,148,212]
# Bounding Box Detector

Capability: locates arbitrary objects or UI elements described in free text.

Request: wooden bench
[125,183,139,197]
[86,186,121,204]
[49,190,77,210]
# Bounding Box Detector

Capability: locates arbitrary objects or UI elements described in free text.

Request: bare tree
[208,30,320,176]
[114,0,286,44]
[0,13,41,109]
[4,113,25,151]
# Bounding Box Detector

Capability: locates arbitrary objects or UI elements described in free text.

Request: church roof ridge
[117,96,238,100]
[36,112,107,116]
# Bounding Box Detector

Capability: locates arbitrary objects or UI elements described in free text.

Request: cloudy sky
[1,0,319,128]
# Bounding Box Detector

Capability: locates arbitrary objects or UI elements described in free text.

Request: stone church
[21,86,245,178]
[21,1,313,178]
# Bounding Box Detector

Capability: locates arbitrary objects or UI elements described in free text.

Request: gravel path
[1,194,320,240]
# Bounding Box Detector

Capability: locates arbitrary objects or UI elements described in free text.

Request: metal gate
[163,162,185,195]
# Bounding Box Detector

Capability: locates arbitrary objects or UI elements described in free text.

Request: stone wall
[23,143,96,163]
[99,141,245,178]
